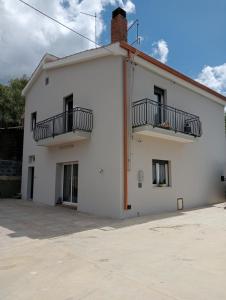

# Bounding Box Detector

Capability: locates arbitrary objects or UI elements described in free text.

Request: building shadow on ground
[0,198,223,240]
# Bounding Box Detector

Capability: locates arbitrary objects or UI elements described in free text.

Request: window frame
[152,159,170,187]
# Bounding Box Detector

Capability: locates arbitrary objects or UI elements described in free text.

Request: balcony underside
[133,125,197,143]
[37,130,91,147]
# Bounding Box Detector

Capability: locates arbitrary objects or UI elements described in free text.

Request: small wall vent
[45,77,49,85]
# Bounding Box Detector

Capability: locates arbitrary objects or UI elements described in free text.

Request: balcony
[34,107,93,147]
[132,99,202,143]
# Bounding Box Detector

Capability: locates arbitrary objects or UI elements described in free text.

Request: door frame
[61,162,79,206]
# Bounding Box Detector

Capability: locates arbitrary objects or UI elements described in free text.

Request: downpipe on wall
[123,50,136,210]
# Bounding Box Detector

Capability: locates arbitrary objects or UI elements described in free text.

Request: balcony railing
[132,99,202,137]
[34,107,93,142]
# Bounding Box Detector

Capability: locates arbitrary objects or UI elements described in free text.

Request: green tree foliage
[0,76,28,126]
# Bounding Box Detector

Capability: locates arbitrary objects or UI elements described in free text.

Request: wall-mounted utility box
[137,170,144,188]
[177,198,184,210]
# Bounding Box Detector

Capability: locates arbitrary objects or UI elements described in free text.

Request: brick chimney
[111,7,128,43]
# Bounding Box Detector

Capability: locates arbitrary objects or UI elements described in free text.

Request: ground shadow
[0,199,223,240]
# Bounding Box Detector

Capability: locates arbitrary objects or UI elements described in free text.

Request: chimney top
[111,7,128,43]
[112,7,127,19]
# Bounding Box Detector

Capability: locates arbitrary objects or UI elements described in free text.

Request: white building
[21,7,226,218]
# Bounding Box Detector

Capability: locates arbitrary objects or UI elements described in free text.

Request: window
[28,155,35,164]
[45,77,49,85]
[152,160,170,187]
[31,112,37,131]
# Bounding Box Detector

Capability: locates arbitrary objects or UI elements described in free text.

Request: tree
[0,76,28,127]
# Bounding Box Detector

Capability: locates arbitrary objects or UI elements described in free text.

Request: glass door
[154,87,165,125]
[72,164,78,203]
[63,163,78,204]
[63,165,72,202]
[64,95,73,132]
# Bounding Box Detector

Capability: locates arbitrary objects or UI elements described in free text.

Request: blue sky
[101,0,226,80]
[0,0,225,94]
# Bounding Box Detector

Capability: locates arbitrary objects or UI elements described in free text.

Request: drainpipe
[123,50,130,210]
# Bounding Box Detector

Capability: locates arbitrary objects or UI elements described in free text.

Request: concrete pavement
[0,199,226,300]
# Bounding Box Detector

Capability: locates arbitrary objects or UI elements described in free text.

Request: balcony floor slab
[37,130,91,147]
[133,125,197,143]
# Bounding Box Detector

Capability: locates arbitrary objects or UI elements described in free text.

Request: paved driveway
[0,199,226,300]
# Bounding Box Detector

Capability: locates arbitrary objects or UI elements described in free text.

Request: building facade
[21,8,226,218]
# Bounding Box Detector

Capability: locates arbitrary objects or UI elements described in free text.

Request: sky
[0,0,226,95]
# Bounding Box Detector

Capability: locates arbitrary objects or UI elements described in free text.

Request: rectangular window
[31,112,37,131]
[152,160,170,187]
[28,155,35,164]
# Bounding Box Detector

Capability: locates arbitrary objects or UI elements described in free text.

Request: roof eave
[120,41,226,105]
[43,45,117,71]
[22,44,124,97]
[22,54,59,97]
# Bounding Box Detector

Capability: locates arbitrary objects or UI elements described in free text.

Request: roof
[22,42,226,104]
[22,44,116,96]
[22,53,59,96]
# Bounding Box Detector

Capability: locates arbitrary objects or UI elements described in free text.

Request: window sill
[152,185,172,190]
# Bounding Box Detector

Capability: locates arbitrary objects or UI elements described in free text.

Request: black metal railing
[132,99,202,137]
[34,107,93,141]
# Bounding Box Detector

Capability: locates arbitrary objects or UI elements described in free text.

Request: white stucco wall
[123,63,226,218]
[22,56,124,218]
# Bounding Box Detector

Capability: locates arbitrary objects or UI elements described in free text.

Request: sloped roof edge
[22,44,120,96]
[120,41,226,103]
[22,53,59,96]
[22,42,226,105]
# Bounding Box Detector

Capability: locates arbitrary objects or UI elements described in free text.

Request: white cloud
[196,63,226,95]
[151,39,169,64]
[118,0,135,13]
[127,20,134,28]
[0,0,135,83]
[139,35,144,43]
